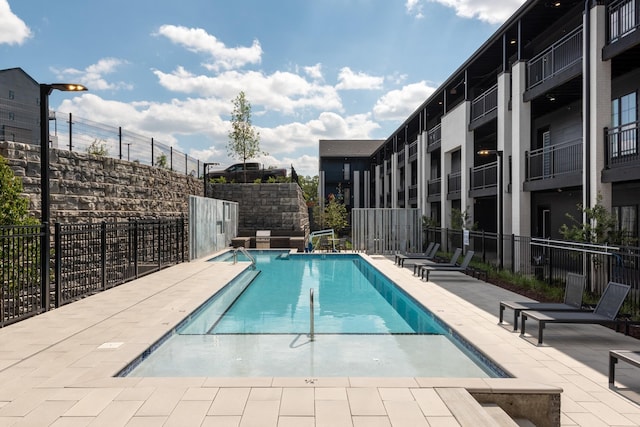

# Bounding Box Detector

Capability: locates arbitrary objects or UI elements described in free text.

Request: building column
[375,165,381,208]
[497,71,512,236]
[588,3,612,210]
[510,61,532,237]
[391,153,398,208]
[353,171,360,209]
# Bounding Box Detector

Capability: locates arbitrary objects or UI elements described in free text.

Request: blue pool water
[122,251,508,378]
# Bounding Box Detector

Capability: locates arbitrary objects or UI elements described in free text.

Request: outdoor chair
[499,272,587,331]
[412,248,462,276]
[395,243,440,268]
[520,281,631,345]
[420,250,475,281]
[395,242,434,265]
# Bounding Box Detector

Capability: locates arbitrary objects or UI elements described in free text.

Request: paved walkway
[0,252,639,426]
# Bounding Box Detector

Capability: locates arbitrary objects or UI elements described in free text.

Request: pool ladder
[233,247,256,269]
[309,288,315,341]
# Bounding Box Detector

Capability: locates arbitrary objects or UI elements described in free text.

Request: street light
[40,83,88,310]
[477,149,504,269]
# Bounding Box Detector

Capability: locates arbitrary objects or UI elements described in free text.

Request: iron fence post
[40,222,50,311]
[511,234,515,273]
[101,222,106,291]
[180,216,185,263]
[134,221,139,279]
[157,221,162,269]
[54,223,61,308]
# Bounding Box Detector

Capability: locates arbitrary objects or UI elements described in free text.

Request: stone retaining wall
[208,183,309,235]
[1,141,202,223]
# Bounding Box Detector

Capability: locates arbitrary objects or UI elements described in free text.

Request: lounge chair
[499,272,587,331]
[420,250,475,281]
[520,281,631,345]
[396,243,440,268]
[412,248,462,276]
[395,242,434,265]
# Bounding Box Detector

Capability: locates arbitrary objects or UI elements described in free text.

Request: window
[8,90,14,100]
[343,163,350,181]
[611,91,637,157]
[613,205,638,241]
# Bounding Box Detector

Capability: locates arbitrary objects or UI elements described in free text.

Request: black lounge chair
[520,281,631,345]
[420,250,475,281]
[396,243,440,268]
[395,242,434,265]
[412,248,462,276]
[499,272,587,331]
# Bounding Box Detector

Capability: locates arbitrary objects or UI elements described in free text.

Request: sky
[0,0,526,177]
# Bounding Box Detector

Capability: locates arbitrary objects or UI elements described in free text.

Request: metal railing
[0,224,45,327]
[424,228,640,317]
[470,161,498,191]
[428,177,441,197]
[233,246,256,268]
[1,218,187,327]
[608,0,639,43]
[408,141,418,158]
[605,121,639,167]
[526,138,582,182]
[527,27,583,89]
[427,124,441,149]
[447,171,461,196]
[471,84,498,122]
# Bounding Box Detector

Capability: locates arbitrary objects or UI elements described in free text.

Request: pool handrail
[233,247,256,269]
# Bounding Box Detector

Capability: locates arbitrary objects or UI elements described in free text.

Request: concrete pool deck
[0,252,639,426]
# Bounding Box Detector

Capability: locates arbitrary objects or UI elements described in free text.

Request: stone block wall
[1,141,203,223]
[209,183,309,236]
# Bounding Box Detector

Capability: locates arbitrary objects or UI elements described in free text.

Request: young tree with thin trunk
[227,91,262,182]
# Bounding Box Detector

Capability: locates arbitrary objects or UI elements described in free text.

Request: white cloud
[153,67,343,115]
[373,81,436,121]
[0,0,31,45]
[156,24,262,71]
[53,58,133,91]
[336,67,384,90]
[304,63,323,81]
[408,0,525,24]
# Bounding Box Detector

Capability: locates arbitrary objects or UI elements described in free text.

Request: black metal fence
[426,227,640,316]
[1,218,186,327]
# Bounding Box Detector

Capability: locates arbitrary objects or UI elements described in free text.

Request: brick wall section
[209,183,309,235]
[1,141,202,223]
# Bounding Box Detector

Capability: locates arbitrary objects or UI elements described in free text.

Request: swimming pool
[121,251,508,378]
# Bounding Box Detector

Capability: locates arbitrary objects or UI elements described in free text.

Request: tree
[559,193,628,244]
[156,153,168,169]
[228,91,262,182]
[316,191,348,234]
[86,139,109,156]
[298,175,319,206]
[0,155,36,226]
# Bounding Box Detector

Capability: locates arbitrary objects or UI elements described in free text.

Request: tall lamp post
[40,83,88,310]
[478,149,504,269]
[202,162,220,197]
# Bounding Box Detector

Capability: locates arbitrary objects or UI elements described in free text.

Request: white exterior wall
[497,71,512,236]
[441,101,473,228]
[589,4,612,210]
[510,61,532,237]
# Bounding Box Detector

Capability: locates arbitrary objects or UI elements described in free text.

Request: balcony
[427,177,441,202]
[604,0,640,58]
[471,84,498,124]
[603,121,640,182]
[524,139,582,191]
[398,148,405,164]
[527,27,582,90]
[427,124,441,152]
[408,141,418,159]
[469,161,498,198]
[408,184,418,201]
[447,171,461,200]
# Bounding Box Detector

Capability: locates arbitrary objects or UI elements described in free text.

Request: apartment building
[0,68,41,146]
[366,0,639,242]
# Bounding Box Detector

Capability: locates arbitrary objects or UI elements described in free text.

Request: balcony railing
[428,178,441,197]
[427,124,441,150]
[606,121,640,167]
[526,139,582,181]
[398,148,405,164]
[447,171,461,195]
[408,141,418,158]
[408,184,418,200]
[470,161,498,190]
[471,84,498,122]
[527,27,583,89]
[608,0,639,43]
